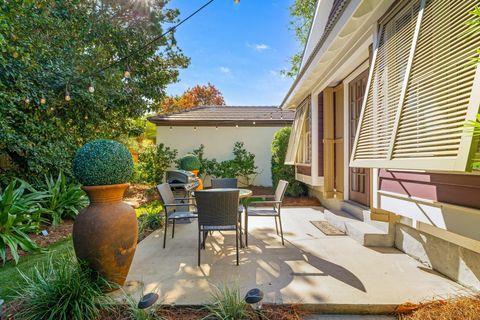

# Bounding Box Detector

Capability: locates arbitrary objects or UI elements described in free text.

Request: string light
[88,81,95,93]
[253,121,256,125]
[169,126,173,131]
[194,126,197,131]
[235,123,239,128]
[40,96,46,105]
[215,125,218,130]
[171,38,177,49]
[124,62,131,79]
[65,85,71,102]
[25,98,30,105]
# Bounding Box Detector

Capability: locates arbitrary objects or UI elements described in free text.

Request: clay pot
[73,183,137,288]
[191,170,203,190]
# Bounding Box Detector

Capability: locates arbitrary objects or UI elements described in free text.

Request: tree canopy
[282,0,317,78]
[157,83,225,114]
[0,0,189,182]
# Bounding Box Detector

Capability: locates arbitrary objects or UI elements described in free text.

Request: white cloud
[246,43,270,52]
[219,67,231,74]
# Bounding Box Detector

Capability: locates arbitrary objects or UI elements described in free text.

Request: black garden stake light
[138,292,159,310]
[244,288,264,317]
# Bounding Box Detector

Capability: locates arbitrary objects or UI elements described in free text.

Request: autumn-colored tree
[158,83,225,114]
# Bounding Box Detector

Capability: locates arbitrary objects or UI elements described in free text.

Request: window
[297,101,312,164]
[285,97,311,165]
[351,0,480,172]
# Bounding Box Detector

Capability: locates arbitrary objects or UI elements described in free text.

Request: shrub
[134,144,178,184]
[72,139,134,186]
[136,201,164,242]
[178,154,201,171]
[271,128,307,197]
[13,252,114,320]
[204,284,248,320]
[207,142,259,186]
[41,172,88,225]
[0,180,47,264]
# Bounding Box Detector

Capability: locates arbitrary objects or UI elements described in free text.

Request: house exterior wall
[156,125,285,187]
[283,0,480,289]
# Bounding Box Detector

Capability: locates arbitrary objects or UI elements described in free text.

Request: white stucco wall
[156,126,287,187]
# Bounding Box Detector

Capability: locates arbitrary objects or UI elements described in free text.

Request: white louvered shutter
[351,0,480,171]
[285,100,309,165]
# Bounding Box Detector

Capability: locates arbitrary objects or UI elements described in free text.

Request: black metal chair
[195,189,241,266]
[156,183,198,249]
[246,180,289,246]
[211,178,238,188]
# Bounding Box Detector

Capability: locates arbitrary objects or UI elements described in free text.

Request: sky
[166,0,298,106]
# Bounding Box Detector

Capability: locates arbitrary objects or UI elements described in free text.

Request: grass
[0,238,73,302]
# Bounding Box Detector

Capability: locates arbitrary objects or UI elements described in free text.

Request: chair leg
[274,216,279,235]
[163,218,168,249]
[236,226,239,266]
[198,229,201,266]
[245,208,249,247]
[172,219,175,238]
[278,212,285,246]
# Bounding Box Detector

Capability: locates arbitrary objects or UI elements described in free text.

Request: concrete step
[341,200,368,221]
[324,209,394,247]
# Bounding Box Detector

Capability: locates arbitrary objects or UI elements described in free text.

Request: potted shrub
[179,154,203,190]
[72,139,137,288]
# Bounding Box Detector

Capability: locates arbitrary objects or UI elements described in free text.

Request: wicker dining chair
[246,180,289,246]
[211,178,238,189]
[156,183,198,249]
[195,189,241,266]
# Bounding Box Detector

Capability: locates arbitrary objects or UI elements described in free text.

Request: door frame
[343,60,370,204]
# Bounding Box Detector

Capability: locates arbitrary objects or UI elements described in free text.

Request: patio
[122,206,468,313]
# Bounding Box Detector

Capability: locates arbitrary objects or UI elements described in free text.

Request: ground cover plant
[11,251,115,320]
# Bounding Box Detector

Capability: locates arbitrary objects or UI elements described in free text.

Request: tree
[0,0,189,183]
[158,83,225,114]
[282,0,317,78]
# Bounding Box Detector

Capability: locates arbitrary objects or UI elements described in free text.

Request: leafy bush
[73,139,134,186]
[271,128,307,197]
[178,154,201,171]
[136,201,164,242]
[134,144,178,184]
[41,172,88,225]
[204,284,248,320]
[13,252,114,320]
[207,142,259,186]
[0,180,46,264]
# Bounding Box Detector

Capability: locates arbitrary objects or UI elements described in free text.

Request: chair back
[211,178,238,189]
[195,190,239,227]
[156,183,175,205]
[275,180,289,202]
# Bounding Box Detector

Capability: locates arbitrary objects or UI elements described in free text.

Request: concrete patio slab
[120,207,469,313]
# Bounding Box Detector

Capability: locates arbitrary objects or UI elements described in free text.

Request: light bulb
[124,70,131,78]
[40,97,46,105]
[25,98,30,104]
[215,126,218,130]
[88,85,95,93]
[65,94,71,102]
[194,126,197,131]
[253,121,256,125]
[235,124,239,128]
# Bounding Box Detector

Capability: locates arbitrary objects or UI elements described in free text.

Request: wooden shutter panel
[351,0,480,171]
[285,99,308,165]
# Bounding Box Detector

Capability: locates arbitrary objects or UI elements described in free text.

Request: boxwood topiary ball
[73,139,134,186]
[179,154,201,171]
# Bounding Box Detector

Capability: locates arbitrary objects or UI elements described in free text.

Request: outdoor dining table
[207,188,252,247]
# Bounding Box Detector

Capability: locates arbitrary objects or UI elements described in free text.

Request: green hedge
[271,127,307,197]
[73,139,133,186]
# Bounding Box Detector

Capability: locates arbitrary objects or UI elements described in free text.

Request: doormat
[310,221,345,236]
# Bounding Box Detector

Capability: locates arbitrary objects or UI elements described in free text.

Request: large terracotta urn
[73,183,137,288]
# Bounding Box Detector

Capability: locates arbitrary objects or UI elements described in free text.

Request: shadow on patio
[120,207,467,310]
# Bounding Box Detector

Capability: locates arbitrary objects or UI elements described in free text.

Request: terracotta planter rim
[82,183,129,203]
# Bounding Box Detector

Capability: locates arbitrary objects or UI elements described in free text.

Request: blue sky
[167,0,297,106]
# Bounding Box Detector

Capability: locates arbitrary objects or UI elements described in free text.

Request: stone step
[324,209,394,247]
[341,200,391,234]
